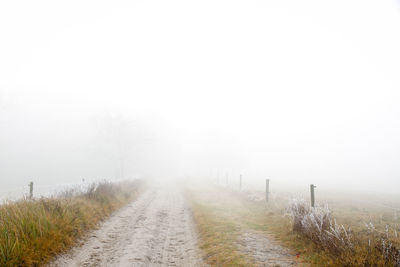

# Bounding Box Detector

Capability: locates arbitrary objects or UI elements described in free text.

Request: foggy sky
[1,0,400,193]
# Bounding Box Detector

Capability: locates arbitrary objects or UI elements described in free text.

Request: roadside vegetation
[187,186,301,266]
[287,199,400,266]
[0,180,143,266]
[189,183,400,266]
[188,190,252,266]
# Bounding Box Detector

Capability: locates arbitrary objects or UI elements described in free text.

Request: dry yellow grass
[188,185,400,266]
[188,191,250,266]
[208,187,400,266]
[187,187,307,266]
[0,180,143,266]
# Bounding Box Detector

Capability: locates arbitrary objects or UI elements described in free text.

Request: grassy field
[0,180,143,266]
[188,184,400,266]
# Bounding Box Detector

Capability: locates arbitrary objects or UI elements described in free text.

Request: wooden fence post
[29,181,33,199]
[310,184,316,207]
[239,174,242,190]
[266,179,270,202]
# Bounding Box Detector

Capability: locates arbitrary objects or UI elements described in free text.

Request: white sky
[1,0,400,192]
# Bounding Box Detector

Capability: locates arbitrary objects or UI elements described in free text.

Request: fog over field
[1,0,400,196]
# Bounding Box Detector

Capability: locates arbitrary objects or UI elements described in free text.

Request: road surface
[52,186,205,267]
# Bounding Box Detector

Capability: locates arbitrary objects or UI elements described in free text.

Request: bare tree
[93,114,152,179]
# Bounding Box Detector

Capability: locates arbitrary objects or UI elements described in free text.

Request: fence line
[216,175,400,213]
[0,178,131,202]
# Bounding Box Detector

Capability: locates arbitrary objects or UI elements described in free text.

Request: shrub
[287,199,400,266]
[287,199,353,256]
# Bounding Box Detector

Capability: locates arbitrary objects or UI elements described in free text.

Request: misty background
[1,0,400,196]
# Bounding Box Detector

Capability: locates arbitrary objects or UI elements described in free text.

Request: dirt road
[52,186,205,267]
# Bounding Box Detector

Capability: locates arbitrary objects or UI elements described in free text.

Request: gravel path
[51,187,205,267]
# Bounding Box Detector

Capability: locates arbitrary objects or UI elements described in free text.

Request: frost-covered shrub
[286,199,353,255]
[286,199,400,266]
[367,222,400,267]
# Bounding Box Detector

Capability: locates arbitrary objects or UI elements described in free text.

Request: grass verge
[186,186,355,266]
[189,197,250,266]
[0,180,143,266]
[187,187,306,266]
[190,186,400,266]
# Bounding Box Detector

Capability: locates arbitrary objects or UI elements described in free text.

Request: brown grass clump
[0,180,143,266]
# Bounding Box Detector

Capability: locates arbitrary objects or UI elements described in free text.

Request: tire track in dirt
[239,231,297,266]
[51,186,205,267]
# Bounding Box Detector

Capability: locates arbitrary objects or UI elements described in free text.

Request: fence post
[29,181,34,199]
[226,173,228,187]
[266,179,270,202]
[239,174,242,190]
[310,184,316,207]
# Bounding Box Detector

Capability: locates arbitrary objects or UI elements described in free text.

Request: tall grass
[0,180,142,266]
[287,200,400,266]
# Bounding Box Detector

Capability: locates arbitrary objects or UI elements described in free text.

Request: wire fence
[212,175,400,215]
[0,178,131,202]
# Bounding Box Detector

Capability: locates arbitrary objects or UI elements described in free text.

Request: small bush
[287,199,353,255]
